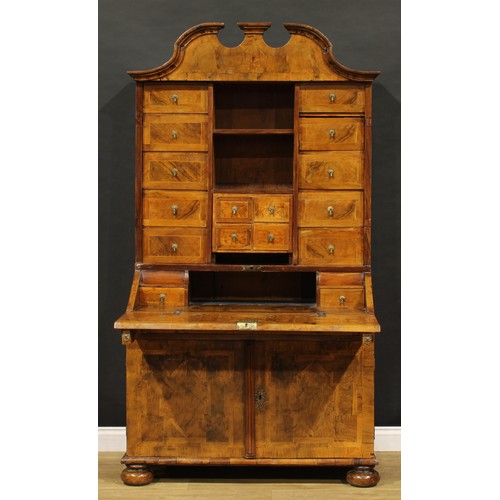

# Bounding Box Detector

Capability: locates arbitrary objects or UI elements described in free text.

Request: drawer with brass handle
[253,223,291,251]
[143,190,208,227]
[298,152,363,190]
[299,84,365,113]
[138,286,187,307]
[253,195,292,222]
[298,191,363,227]
[214,196,253,222]
[317,287,365,310]
[143,152,208,190]
[143,83,208,113]
[143,227,208,264]
[298,228,363,265]
[214,225,252,251]
[143,114,209,151]
[299,117,364,151]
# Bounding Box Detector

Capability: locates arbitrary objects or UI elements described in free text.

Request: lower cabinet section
[125,335,375,462]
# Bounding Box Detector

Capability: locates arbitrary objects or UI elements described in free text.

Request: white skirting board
[98,426,401,452]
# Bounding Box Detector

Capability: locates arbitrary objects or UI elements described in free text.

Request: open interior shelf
[214,133,293,188]
[189,271,316,305]
[214,83,294,129]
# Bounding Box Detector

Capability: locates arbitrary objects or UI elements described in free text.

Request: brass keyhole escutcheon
[172,94,178,103]
[231,233,238,242]
[329,93,336,102]
[172,204,178,216]
[339,295,346,305]
[329,129,335,138]
[172,167,179,177]
[328,168,334,178]
[327,206,334,217]
[269,206,275,215]
[255,387,268,412]
[268,233,274,243]
[232,206,238,215]
[159,293,166,304]
[171,130,177,139]
[171,243,178,254]
[328,244,335,255]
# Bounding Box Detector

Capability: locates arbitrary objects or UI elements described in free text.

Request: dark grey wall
[99,0,400,426]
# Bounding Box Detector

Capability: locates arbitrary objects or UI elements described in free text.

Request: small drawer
[143,83,208,113]
[143,227,208,264]
[298,152,363,190]
[143,114,209,152]
[143,190,207,227]
[214,225,252,251]
[253,195,292,222]
[143,152,208,190]
[138,286,187,307]
[214,195,253,222]
[299,84,365,113]
[298,191,363,227]
[253,223,291,251]
[299,117,364,151]
[318,288,365,310]
[298,228,363,265]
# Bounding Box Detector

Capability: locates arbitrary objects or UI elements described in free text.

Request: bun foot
[346,466,380,487]
[121,465,153,486]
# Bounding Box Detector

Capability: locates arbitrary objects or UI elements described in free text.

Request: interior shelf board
[213,128,294,135]
[213,185,294,193]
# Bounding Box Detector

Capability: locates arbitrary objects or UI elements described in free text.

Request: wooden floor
[99,452,400,499]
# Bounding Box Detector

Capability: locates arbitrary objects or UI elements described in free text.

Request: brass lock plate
[236,321,257,330]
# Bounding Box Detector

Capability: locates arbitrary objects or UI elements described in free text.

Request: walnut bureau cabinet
[115,22,381,488]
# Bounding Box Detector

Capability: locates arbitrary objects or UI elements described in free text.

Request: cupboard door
[254,339,374,459]
[126,339,245,458]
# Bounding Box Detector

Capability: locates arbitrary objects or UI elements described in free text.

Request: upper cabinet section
[128,22,380,83]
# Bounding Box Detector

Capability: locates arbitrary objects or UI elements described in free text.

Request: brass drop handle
[269,206,275,215]
[171,243,178,253]
[231,233,238,242]
[232,206,238,215]
[339,295,346,305]
[328,244,335,255]
[329,93,336,102]
[172,94,178,104]
[328,168,334,178]
[172,204,178,216]
[327,206,334,217]
[172,167,179,177]
[159,293,166,304]
[329,129,335,138]
[268,233,274,243]
[172,130,177,139]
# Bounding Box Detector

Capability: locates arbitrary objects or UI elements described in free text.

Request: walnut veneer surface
[115,22,381,488]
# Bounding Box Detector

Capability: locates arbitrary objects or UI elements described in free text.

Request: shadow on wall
[371,82,401,426]
[98,82,136,426]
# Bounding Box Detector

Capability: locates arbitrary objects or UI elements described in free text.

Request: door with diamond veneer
[254,338,375,459]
